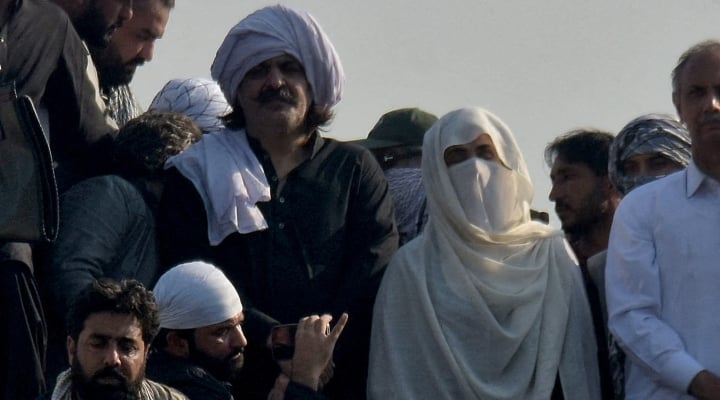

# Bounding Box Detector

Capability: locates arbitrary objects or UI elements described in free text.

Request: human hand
[688,370,720,400]
[267,374,289,400]
[289,313,349,390]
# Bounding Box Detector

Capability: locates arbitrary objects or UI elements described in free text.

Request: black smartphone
[271,323,297,361]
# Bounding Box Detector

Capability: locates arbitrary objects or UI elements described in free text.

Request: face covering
[447,157,521,233]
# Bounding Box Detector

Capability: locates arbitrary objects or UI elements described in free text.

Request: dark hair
[222,102,334,133]
[672,40,720,95]
[544,129,614,176]
[66,279,160,345]
[113,111,202,179]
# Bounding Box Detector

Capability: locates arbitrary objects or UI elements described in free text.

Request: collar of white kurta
[165,129,270,245]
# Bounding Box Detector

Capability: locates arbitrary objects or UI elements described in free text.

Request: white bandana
[153,261,243,330]
[149,78,232,133]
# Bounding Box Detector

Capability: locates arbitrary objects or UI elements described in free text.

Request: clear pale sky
[132,0,720,226]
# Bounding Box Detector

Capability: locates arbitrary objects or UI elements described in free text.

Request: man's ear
[165,331,190,358]
[67,336,76,365]
[673,92,683,121]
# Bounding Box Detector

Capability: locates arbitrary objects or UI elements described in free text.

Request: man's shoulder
[143,378,190,400]
[147,351,232,399]
[21,0,71,28]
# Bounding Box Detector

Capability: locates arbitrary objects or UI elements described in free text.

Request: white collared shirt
[606,161,720,399]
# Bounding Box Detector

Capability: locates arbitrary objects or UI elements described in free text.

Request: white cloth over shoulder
[368,107,600,400]
[165,128,270,245]
[154,261,243,330]
[211,4,344,110]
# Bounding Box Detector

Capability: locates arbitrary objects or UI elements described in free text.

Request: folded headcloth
[153,261,243,329]
[211,4,344,110]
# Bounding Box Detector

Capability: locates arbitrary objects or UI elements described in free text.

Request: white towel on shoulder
[166,128,270,245]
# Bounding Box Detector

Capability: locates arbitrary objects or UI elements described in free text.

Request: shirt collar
[686,160,720,197]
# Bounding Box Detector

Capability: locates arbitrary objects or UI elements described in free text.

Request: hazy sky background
[133,0,720,226]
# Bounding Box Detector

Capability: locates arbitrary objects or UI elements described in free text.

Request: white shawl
[165,129,270,245]
[368,107,600,399]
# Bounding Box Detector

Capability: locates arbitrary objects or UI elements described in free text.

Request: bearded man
[44,279,187,400]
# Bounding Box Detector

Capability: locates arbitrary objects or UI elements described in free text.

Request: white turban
[210,4,344,110]
[148,78,232,133]
[153,261,243,330]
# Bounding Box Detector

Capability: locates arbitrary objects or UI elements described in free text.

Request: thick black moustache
[257,87,296,105]
[92,367,128,384]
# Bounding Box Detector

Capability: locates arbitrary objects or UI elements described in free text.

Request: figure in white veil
[368,107,600,400]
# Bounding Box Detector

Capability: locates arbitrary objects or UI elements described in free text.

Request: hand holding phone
[271,323,298,361]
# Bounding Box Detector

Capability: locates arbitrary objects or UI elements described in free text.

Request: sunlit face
[621,152,683,177]
[67,312,148,399]
[674,47,720,153]
[235,54,312,135]
[95,2,169,87]
[75,0,134,47]
[189,313,247,381]
[443,133,501,166]
[548,158,608,235]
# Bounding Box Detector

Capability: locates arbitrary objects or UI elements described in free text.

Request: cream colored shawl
[368,107,600,399]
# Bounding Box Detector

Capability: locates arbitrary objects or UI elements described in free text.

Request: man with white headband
[157,6,397,399]
[148,261,347,400]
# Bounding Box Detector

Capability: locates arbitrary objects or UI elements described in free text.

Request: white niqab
[368,107,600,400]
[154,261,244,330]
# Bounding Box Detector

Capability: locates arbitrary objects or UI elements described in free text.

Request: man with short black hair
[45,278,187,400]
[89,0,175,125]
[545,130,620,266]
[545,129,620,399]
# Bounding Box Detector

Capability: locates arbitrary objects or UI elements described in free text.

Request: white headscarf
[153,261,243,330]
[368,107,600,400]
[210,5,344,110]
[149,78,232,133]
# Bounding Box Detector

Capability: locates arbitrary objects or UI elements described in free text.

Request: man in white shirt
[606,40,720,400]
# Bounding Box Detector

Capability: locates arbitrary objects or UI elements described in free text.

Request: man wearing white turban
[148,261,348,400]
[149,78,232,133]
[368,107,601,399]
[157,6,397,400]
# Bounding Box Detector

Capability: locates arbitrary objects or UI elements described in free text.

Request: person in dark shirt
[0,0,118,398]
[157,5,397,400]
[149,261,347,400]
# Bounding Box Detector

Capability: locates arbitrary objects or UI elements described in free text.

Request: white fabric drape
[165,129,270,245]
[368,107,600,400]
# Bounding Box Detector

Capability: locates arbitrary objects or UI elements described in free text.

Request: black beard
[257,86,297,105]
[71,357,144,400]
[90,44,143,91]
[74,4,115,48]
[187,339,244,382]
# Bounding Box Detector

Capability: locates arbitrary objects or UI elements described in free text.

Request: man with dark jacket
[149,261,348,400]
[157,5,397,399]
